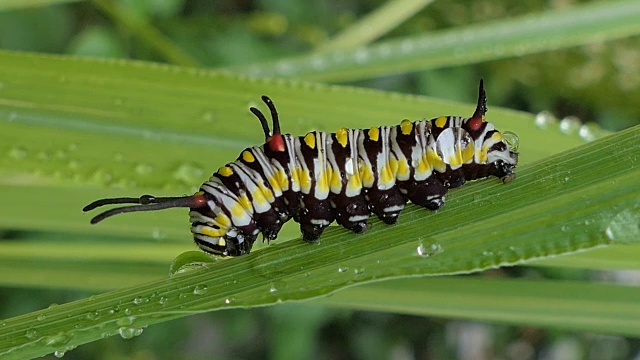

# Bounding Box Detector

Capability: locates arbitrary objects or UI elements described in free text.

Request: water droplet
[417,243,443,257]
[353,267,365,275]
[37,151,51,161]
[482,250,494,257]
[132,296,148,305]
[201,110,216,123]
[559,116,582,135]
[54,350,66,358]
[354,49,369,64]
[118,327,144,339]
[38,313,48,320]
[578,123,606,142]
[91,169,113,185]
[502,131,519,152]
[134,163,154,176]
[172,163,204,185]
[8,146,28,160]
[560,225,569,232]
[605,208,640,244]
[309,55,327,70]
[40,331,72,347]
[85,311,100,321]
[534,111,558,129]
[170,251,217,275]
[25,329,38,339]
[224,297,235,305]
[193,284,209,295]
[151,228,165,240]
[158,296,169,305]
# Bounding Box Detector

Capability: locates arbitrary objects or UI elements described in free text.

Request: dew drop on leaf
[193,284,209,295]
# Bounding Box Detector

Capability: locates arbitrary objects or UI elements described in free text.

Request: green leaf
[321,277,640,337]
[0,121,638,358]
[230,0,640,81]
[315,0,435,51]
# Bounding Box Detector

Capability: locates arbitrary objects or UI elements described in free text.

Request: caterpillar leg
[331,193,370,234]
[366,186,406,225]
[398,178,448,211]
[298,194,333,243]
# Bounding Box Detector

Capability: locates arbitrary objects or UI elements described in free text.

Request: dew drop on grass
[559,116,582,135]
[416,243,443,257]
[534,111,558,129]
[193,284,209,295]
[132,296,149,305]
[118,327,144,339]
[54,350,66,358]
[170,251,217,275]
[8,146,28,160]
[25,329,38,339]
[172,162,204,185]
[134,163,154,176]
[605,207,640,244]
[337,266,349,273]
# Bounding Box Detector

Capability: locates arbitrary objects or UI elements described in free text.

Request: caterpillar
[84,80,519,256]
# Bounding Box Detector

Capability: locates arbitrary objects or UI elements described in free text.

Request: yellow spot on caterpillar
[275,170,289,190]
[449,148,463,166]
[257,183,274,202]
[389,157,399,174]
[492,132,504,142]
[266,175,282,193]
[368,127,380,141]
[346,173,362,193]
[218,238,226,247]
[397,158,410,178]
[400,120,413,135]
[330,166,342,191]
[242,150,255,163]
[380,163,394,184]
[201,226,225,238]
[463,142,475,163]
[428,150,446,172]
[435,116,448,128]
[304,133,316,149]
[416,154,431,175]
[231,203,247,218]
[478,146,488,163]
[252,189,267,206]
[360,164,375,187]
[336,127,348,147]
[215,213,231,227]
[297,168,312,191]
[218,166,233,177]
[238,195,252,210]
[317,170,329,193]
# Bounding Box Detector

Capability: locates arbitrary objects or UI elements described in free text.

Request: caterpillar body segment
[84,80,519,257]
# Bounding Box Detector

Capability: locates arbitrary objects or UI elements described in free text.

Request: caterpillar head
[465,79,519,183]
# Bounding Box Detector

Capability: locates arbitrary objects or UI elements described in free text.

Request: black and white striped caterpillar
[84,80,519,256]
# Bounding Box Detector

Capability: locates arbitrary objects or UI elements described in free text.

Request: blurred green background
[1,0,639,359]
